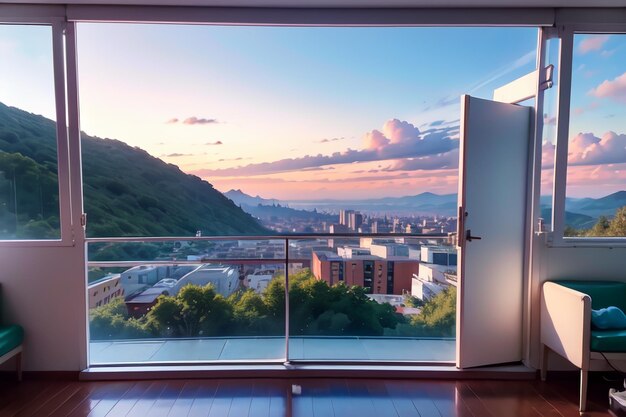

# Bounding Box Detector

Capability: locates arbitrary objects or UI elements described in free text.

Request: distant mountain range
[233,189,626,227]
[224,189,279,207]
[225,189,336,222]
[283,192,459,216]
[227,191,459,217]
[540,191,626,224]
[0,102,266,238]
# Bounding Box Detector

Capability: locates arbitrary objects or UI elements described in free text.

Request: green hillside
[0,102,266,238]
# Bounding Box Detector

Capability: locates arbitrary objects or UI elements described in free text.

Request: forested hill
[0,102,266,238]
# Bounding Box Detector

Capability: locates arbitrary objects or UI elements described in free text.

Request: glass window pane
[79,23,536,364]
[540,37,560,233]
[88,239,286,365]
[565,34,626,237]
[0,25,60,239]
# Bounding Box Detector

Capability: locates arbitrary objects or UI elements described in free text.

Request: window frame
[0,5,80,247]
[549,22,626,247]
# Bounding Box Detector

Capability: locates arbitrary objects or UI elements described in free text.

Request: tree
[587,215,610,237]
[146,284,233,337]
[413,287,456,331]
[89,298,150,340]
[608,207,626,236]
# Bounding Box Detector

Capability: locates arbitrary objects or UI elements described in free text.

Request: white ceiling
[2,0,625,7]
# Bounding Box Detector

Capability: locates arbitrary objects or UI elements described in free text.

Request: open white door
[457,95,531,369]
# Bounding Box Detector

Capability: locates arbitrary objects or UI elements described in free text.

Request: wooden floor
[0,375,618,416]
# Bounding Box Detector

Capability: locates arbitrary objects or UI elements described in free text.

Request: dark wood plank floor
[0,375,618,416]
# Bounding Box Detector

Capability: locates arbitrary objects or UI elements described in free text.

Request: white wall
[528,235,626,369]
[0,243,87,371]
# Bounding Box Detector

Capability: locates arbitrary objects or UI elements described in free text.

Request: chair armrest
[541,281,591,368]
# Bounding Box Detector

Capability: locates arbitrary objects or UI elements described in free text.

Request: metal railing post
[284,237,290,364]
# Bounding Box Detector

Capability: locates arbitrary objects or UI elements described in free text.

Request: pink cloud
[567,163,626,197]
[183,116,218,125]
[165,118,179,124]
[578,35,610,54]
[544,115,556,126]
[386,148,459,171]
[381,119,421,144]
[569,131,626,165]
[363,130,389,149]
[542,141,555,169]
[195,119,457,177]
[589,72,626,103]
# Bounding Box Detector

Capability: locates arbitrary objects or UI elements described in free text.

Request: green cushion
[554,280,626,312]
[0,325,23,357]
[591,329,626,352]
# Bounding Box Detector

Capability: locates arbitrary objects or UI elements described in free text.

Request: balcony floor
[90,337,456,364]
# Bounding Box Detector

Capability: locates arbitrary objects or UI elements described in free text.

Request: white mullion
[523,27,549,366]
[551,26,573,246]
[64,22,86,245]
[64,21,89,371]
[51,21,73,245]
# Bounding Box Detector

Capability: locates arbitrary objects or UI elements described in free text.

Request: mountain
[0,102,266,238]
[284,192,458,216]
[540,208,596,230]
[573,191,626,218]
[224,189,279,207]
[224,189,336,223]
[540,192,626,221]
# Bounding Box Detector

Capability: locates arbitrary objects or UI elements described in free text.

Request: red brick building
[311,251,419,295]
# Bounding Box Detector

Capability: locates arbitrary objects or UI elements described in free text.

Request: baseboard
[80,363,537,381]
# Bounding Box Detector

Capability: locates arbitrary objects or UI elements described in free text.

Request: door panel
[457,95,531,369]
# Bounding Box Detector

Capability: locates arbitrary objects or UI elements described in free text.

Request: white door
[456,95,531,369]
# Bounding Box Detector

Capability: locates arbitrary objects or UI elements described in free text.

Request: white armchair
[541,280,626,413]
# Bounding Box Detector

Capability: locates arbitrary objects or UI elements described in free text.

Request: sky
[2,24,624,201]
[540,34,626,199]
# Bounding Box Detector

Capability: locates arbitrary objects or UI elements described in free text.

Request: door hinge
[539,65,554,91]
[80,213,87,227]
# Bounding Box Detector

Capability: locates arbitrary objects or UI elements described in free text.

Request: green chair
[0,284,24,381]
[541,280,626,413]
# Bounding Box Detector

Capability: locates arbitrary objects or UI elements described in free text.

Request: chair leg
[580,368,588,413]
[540,344,549,381]
[16,351,22,382]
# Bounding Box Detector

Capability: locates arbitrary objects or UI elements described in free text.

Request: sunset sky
[1,25,625,200]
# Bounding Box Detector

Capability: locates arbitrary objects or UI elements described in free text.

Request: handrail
[85,232,451,243]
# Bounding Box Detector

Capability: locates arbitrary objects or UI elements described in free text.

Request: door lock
[465,229,482,242]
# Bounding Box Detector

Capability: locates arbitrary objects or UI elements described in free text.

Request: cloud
[318,137,345,143]
[422,49,534,113]
[542,141,555,169]
[544,114,557,126]
[191,119,458,177]
[219,157,244,162]
[601,49,616,58]
[162,153,191,157]
[568,131,626,166]
[166,118,179,124]
[205,141,223,146]
[467,49,536,94]
[384,148,459,171]
[183,117,218,125]
[589,72,626,103]
[578,35,610,54]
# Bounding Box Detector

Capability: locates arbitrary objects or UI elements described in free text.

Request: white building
[411,274,447,301]
[177,265,240,297]
[420,245,457,266]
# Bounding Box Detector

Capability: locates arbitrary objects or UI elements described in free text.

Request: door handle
[465,229,482,242]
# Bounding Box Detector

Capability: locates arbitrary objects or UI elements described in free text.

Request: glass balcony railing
[86,234,457,365]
